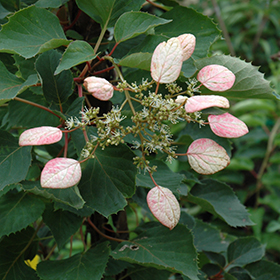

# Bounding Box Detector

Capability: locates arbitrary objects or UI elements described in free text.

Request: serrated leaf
[127,265,171,280]
[187,138,230,175]
[151,37,183,83]
[79,144,137,217]
[197,65,235,91]
[55,40,98,75]
[35,0,69,8]
[114,11,171,43]
[0,6,69,58]
[188,179,254,227]
[35,50,73,105]
[37,242,110,280]
[245,260,280,279]
[185,95,229,113]
[118,52,152,71]
[0,191,45,238]
[21,181,85,209]
[0,227,40,280]
[194,55,277,99]
[76,0,145,28]
[136,160,186,195]
[0,130,32,191]
[112,222,199,279]
[19,126,63,146]
[0,60,38,102]
[208,113,249,138]
[227,237,265,268]
[42,203,83,250]
[147,186,180,230]
[41,158,82,189]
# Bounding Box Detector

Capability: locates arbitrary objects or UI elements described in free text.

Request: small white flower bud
[175,95,188,104]
[83,76,114,101]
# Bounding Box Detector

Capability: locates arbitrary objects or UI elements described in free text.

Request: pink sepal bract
[41,158,82,189]
[19,126,62,146]
[185,95,230,113]
[83,76,114,101]
[150,37,183,84]
[187,138,230,175]
[197,64,235,92]
[177,33,196,61]
[208,112,249,138]
[147,185,180,230]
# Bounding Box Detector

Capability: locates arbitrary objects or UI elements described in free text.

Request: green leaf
[114,11,172,43]
[13,55,37,80]
[136,160,187,195]
[118,52,152,71]
[76,0,145,28]
[21,181,85,209]
[194,55,277,100]
[0,130,32,191]
[0,191,45,238]
[37,242,110,280]
[35,0,69,8]
[155,6,220,59]
[55,41,98,75]
[0,60,38,102]
[0,227,40,280]
[127,265,171,280]
[228,267,251,280]
[36,50,73,105]
[112,222,199,279]
[0,6,70,58]
[7,90,60,129]
[245,260,280,279]
[188,179,254,227]
[0,0,19,12]
[192,219,228,253]
[227,237,265,268]
[79,144,137,217]
[42,203,83,250]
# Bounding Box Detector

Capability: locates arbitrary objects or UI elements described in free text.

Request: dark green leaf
[55,41,97,75]
[0,6,69,58]
[79,144,137,217]
[21,181,85,209]
[13,55,37,80]
[127,265,171,280]
[37,242,110,280]
[136,160,186,195]
[227,237,265,268]
[76,0,145,28]
[42,203,83,250]
[0,191,45,238]
[0,60,38,102]
[0,130,32,191]
[194,55,276,100]
[0,227,40,280]
[245,260,280,279]
[7,90,60,129]
[35,50,73,105]
[114,11,171,43]
[112,222,199,279]
[192,219,228,253]
[118,52,152,71]
[228,267,252,280]
[188,179,254,227]
[35,0,69,8]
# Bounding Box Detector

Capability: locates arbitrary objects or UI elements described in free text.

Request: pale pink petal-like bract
[197,64,235,91]
[208,113,249,138]
[41,158,82,189]
[147,186,180,230]
[84,76,114,101]
[151,37,183,84]
[185,95,230,113]
[19,126,62,146]
[187,138,230,175]
[177,33,196,61]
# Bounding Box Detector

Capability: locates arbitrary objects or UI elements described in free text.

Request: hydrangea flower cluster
[18,33,248,230]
